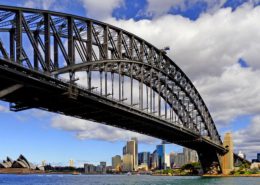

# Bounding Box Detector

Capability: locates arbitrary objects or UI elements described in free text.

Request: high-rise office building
[100,161,106,173]
[257,153,260,162]
[184,147,198,164]
[122,154,133,172]
[138,152,150,167]
[69,160,74,167]
[100,161,106,168]
[123,146,127,155]
[156,144,165,169]
[169,152,175,168]
[151,150,158,170]
[131,137,138,169]
[173,153,185,167]
[41,160,46,167]
[84,163,95,174]
[126,139,137,170]
[165,154,170,168]
[112,155,121,171]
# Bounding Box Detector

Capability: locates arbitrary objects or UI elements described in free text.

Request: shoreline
[203,174,260,177]
[1,173,260,177]
[1,169,260,177]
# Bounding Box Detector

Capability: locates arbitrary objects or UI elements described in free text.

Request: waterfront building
[0,155,42,170]
[149,153,153,169]
[156,144,165,169]
[238,151,246,159]
[174,153,185,167]
[84,163,95,174]
[123,146,127,155]
[100,161,106,173]
[122,154,133,172]
[12,155,31,169]
[138,152,150,167]
[131,137,138,170]
[169,152,175,168]
[252,153,260,163]
[184,147,198,164]
[42,160,46,167]
[138,163,149,171]
[151,150,158,170]
[0,157,13,168]
[112,155,121,171]
[250,162,260,169]
[69,160,74,167]
[126,139,137,170]
[165,154,170,168]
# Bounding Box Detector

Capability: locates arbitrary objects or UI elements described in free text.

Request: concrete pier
[221,132,234,175]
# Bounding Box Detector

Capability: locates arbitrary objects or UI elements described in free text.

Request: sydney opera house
[0,155,43,170]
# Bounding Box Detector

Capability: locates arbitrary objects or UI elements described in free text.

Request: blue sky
[0,0,260,166]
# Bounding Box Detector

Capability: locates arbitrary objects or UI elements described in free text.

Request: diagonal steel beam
[0,84,23,98]
[21,14,47,70]
[73,20,89,61]
[50,17,71,66]
[0,38,8,59]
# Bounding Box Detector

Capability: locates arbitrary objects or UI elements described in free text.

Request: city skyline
[0,0,260,168]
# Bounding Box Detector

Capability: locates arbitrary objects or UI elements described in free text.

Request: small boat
[72,171,80,175]
[127,172,132,176]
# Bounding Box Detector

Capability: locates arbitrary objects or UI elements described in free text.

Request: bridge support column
[197,149,221,174]
[221,132,234,175]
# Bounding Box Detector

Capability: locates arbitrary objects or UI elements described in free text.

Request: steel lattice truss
[0,5,222,146]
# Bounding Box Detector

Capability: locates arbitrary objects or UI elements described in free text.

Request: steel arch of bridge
[0,6,223,152]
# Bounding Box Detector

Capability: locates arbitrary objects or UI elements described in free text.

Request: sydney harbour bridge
[0,5,239,173]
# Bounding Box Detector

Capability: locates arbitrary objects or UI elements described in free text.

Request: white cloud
[194,64,260,124]
[0,105,8,113]
[144,0,184,17]
[22,0,68,11]
[106,4,260,80]
[79,0,124,20]
[51,115,159,144]
[143,0,228,18]
[233,116,260,159]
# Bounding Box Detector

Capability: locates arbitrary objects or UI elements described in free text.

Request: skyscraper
[122,154,133,172]
[156,144,165,169]
[257,153,260,162]
[123,146,127,155]
[138,152,150,167]
[100,161,106,173]
[169,152,175,168]
[69,160,74,167]
[165,154,170,168]
[126,139,137,170]
[151,150,158,170]
[131,137,138,169]
[174,153,185,167]
[84,163,95,174]
[112,155,121,171]
[184,147,198,164]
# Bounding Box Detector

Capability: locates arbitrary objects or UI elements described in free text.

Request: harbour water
[0,174,260,185]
